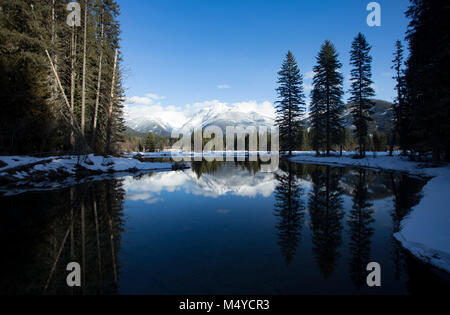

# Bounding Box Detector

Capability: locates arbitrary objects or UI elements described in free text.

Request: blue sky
[119,0,411,126]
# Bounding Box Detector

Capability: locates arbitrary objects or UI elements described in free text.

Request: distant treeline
[275,0,450,163]
[121,130,178,153]
[0,0,124,156]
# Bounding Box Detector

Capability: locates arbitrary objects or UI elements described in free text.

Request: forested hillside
[0,0,124,156]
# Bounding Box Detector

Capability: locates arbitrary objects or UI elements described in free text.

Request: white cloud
[217,84,231,89]
[126,96,154,106]
[186,100,228,112]
[126,93,166,106]
[145,93,166,100]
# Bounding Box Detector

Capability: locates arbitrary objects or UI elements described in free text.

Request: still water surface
[0,160,448,295]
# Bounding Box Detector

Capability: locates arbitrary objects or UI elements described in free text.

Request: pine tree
[275,51,306,156]
[310,40,345,155]
[391,40,407,155]
[405,0,450,163]
[0,0,125,156]
[349,33,375,158]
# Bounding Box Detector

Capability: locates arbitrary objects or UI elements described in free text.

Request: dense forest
[275,0,450,163]
[0,0,124,156]
[1,0,448,165]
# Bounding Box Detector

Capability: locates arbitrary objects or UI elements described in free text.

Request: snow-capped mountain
[126,117,172,136]
[178,103,274,133]
[125,101,275,135]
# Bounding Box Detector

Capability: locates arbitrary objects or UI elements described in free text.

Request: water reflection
[347,169,375,289]
[0,160,444,295]
[307,165,344,279]
[0,180,125,295]
[274,162,305,265]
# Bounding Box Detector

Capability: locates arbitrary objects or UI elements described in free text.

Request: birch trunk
[104,49,119,156]
[92,8,105,148]
[81,0,88,136]
[70,26,77,148]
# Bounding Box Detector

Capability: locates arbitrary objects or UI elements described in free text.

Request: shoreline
[0,154,177,196]
[288,151,450,274]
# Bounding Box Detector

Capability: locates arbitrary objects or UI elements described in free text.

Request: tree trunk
[91,9,104,149]
[70,26,77,150]
[104,49,119,156]
[81,0,88,136]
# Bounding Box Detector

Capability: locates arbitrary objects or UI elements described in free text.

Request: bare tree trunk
[104,49,119,156]
[50,0,57,101]
[92,8,105,149]
[46,49,90,155]
[70,26,77,149]
[81,0,88,136]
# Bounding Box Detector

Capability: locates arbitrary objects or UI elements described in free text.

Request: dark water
[0,160,448,295]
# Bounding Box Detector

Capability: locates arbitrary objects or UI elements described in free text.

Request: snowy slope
[125,102,275,134]
[178,104,274,133]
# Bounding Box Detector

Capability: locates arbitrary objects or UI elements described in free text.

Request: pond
[0,160,448,295]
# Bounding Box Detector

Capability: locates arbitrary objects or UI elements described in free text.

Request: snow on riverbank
[393,167,450,273]
[289,151,450,273]
[289,151,433,175]
[0,154,172,174]
[0,155,173,194]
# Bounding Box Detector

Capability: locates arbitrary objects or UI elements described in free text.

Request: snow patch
[289,151,450,273]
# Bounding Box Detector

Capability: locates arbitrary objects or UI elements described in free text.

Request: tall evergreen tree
[405,0,450,163]
[310,40,345,155]
[275,51,306,156]
[0,0,125,156]
[391,40,408,155]
[348,33,375,158]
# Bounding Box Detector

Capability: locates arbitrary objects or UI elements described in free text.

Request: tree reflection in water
[347,169,375,289]
[308,165,344,279]
[273,162,305,265]
[0,180,125,295]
